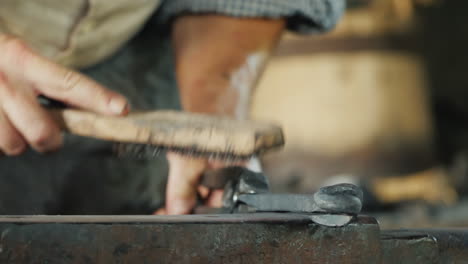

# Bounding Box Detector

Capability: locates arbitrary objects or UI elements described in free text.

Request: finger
[165,152,207,215]
[0,36,129,115]
[154,208,167,215]
[0,108,26,156]
[206,189,224,208]
[32,64,130,115]
[0,74,62,152]
[197,185,210,199]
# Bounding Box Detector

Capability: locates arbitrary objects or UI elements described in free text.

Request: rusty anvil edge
[0,214,466,263]
[0,213,358,224]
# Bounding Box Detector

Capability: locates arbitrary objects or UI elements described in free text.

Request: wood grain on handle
[47,109,285,157]
[48,109,151,143]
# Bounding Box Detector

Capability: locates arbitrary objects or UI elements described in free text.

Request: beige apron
[0,0,161,68]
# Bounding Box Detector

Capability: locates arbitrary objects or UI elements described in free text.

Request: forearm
[172,15,285,118]
[159,0,344,215]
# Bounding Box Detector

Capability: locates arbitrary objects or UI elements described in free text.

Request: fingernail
[109,97,128,115]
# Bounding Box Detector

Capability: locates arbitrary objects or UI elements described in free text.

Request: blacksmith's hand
[154,15,284,215]
[0,35,129,155]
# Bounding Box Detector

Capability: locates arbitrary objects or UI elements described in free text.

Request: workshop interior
[1,0,468,263]
[258,0,468,230]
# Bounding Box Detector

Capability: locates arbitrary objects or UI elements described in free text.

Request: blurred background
[250,0,468,228]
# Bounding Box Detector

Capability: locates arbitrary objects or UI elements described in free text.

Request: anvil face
[0,214,466,263]
[0,214,380,263]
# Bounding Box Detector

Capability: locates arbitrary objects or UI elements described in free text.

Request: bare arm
[173,15,284,116]
[161,15,285,215]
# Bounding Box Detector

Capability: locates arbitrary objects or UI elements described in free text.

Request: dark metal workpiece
[0,215,381,264]
[237,193,325,213]
[206,167,363,227]
[221,168,270,210]
[232,182,362,226]
[314,183,363,214]
[196,168,363,225]
[236,184,363,215]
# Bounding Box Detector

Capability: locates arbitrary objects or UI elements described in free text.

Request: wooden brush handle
[39,96,138,142]
[40,95,284,157]
[48,109,151,143]
[47,108,285,157]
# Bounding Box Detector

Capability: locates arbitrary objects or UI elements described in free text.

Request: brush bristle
[113,143,253,163]
[113,143,164,159]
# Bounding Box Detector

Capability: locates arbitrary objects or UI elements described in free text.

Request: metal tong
[199,167,364,227]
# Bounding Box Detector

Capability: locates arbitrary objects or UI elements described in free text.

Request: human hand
[154,152,225,215]
[155,152,261,215]
[154,16,283,215]
[0,35,129,155]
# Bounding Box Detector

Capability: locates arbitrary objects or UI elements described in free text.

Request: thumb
[165,152,207,215]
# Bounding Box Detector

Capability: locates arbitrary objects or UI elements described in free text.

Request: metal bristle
[113,143,164,160]
[112,142,252,163]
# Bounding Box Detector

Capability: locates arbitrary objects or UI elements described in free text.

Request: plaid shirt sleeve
[157,0,345,34]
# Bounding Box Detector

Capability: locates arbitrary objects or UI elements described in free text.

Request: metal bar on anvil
[0,214,381,264]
